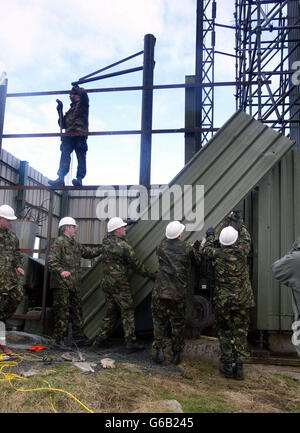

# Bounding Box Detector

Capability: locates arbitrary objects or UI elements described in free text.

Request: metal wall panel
[254,149,300,330]
[0,148,62,241]
[80,110,295,339]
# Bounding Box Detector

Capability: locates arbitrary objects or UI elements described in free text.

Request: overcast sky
[0,0,236,186]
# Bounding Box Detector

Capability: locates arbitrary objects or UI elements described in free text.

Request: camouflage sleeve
[235,222,251,255]
[12,233,23,269]
[124,243,155,280]
[201,235,216,259]
[48,239,65,274]
[80,244,102,259]
[187,243,202,266]
[58,113,66,130]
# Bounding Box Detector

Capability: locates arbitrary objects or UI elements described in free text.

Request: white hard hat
[219,226,238,246]
[107,217,127,233]
[0,204,17,220]
[165,221,185,239]
[58,216,78,228]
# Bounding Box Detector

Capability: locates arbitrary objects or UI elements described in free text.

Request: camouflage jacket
[202,222,255,310]
[48,234,102,289]
[101,233,155,292]
[60,88,89,134]
[153,238,201,300]
[0,228,23,284]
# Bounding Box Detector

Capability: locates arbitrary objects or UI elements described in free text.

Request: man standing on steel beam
[48,86,89,188]
[0,204,25,355]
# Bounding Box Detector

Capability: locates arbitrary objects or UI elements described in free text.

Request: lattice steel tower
[235,0,300,145]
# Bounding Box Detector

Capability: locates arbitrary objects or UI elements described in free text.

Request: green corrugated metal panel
[254,149,300,330]
[81,110,295,339]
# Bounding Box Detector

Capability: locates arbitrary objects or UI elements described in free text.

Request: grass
[0,355,299,413]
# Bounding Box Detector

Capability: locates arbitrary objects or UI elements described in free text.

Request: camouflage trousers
[215,307,251,363]
[0,279,24,322]
[98,288,136,342]
[151,297,186,353]
[58,136,87,180]
[53,287,84,341]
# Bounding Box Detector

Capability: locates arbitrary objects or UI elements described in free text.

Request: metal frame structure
[194,0,300,147]
[235,0,300,142]
[195,0,216,150]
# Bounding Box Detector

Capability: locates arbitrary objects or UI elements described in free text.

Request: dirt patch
[1,334,300,413]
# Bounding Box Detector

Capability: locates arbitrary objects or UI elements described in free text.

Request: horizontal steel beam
[6,81,271,98]
[2,126,219,139]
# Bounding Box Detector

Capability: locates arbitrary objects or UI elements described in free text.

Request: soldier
[94,217,156,353]
[48,86,89,187]
[201,211,255,380]
[48,216,102,350]
[0,205,24,355]
[151,221,201,366]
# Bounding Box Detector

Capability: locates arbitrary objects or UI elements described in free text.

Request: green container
[24,307,54,336]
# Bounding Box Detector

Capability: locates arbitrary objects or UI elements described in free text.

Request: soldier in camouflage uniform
[201,211,255,380]
[0,205,24,355]
[152,221,201,365]
[48,86,89,187]
[48,216,102,350]
[95,217,156,353]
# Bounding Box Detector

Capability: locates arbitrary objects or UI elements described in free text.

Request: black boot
[72,178,82,187]
[172,352,181,365]
[153,348,165,364]
[48,177,65,187]
[234,362,244,380]
[52,340,72,351]
[219,362,234,378]
[125,341,145,353]
[94,337,113,349]
[73,335,91,347]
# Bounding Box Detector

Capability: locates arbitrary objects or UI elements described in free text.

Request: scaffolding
[235,0,300,141]
[196,0,300,148]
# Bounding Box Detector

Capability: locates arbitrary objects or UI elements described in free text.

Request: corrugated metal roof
[81,109,295,339]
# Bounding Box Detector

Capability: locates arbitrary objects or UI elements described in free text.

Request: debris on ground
[19,368,41,378]
[100,358,116,369]
[73,361,97,373]
[134,399,184,413]
[61,352,85,362]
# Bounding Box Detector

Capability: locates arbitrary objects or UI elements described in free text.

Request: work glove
[193,240,201,251]
[56,99,63,112]
[229,210,243,230]
[206,227,215,237]
[150,271,158,282]
[231,210,243,221]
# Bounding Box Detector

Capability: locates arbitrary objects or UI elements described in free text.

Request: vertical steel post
[256,0,262,121]
[0,74,8,155]
[139,34,156,186]
[288,0,300,149]
[16,161,29,214]
[185,76,196,164]
[41,189,54,334]
[195,0,204,152]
